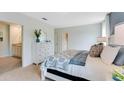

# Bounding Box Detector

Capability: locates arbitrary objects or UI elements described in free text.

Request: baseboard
[0,55,11,57]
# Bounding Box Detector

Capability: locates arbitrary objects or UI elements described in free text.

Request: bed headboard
[109,23,124,45]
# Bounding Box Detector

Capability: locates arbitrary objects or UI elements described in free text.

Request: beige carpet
[0,65,41,81]
[0,57,21,75]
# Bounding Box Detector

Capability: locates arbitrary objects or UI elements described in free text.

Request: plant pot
[36,38,40,43]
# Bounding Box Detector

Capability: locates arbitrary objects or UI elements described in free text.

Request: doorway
[9,24,23,59]
[54,31,69,54]
[62,32,69,51]
[0,21,23,74]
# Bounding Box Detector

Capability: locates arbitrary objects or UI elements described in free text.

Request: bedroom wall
[55,23,102,53]
[0,22,9,57]
[0,13,55,67]
[109,12,124,35]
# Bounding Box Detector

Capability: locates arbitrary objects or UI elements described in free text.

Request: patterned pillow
[45,56,57,67]
[55,56,69,70]
[89,43,104,57]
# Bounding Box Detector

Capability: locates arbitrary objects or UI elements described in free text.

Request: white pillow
[100,46,120,65]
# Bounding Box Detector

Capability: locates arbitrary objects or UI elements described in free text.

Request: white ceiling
[23,12,107,28]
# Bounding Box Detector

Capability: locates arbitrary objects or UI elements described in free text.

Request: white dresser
[32,42,54,64]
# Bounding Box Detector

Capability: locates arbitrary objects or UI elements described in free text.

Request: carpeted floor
[0,57,21,75]
[0,64,41,81]
[0,57,50,81]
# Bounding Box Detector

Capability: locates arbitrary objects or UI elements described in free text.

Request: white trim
[0,55,10,57]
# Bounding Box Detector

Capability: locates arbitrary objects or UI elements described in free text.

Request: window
[102,20,107,37]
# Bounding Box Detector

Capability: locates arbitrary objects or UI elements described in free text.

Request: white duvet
[68,55,114,81]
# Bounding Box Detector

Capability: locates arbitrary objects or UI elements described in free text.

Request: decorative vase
[36,38,40,43]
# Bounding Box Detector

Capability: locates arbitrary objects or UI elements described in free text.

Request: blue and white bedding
[41,47,124,81]
[41,54,119,81]
[44,50,89,71]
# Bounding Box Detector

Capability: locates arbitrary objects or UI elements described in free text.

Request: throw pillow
[89,43,104,57]
[113,47,124,66]
[100,46,120,65]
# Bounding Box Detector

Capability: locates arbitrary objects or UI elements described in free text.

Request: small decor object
[34,29,42,43]
[112,69,124,81]
[45,40,51,42]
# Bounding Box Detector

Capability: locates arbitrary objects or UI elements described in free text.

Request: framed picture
[0,31,3,42]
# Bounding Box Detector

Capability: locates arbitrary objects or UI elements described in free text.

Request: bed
[40,49,122,81]
[40,23,124,81]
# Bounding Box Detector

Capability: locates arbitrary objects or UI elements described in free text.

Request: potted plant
[34,29,42,43]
